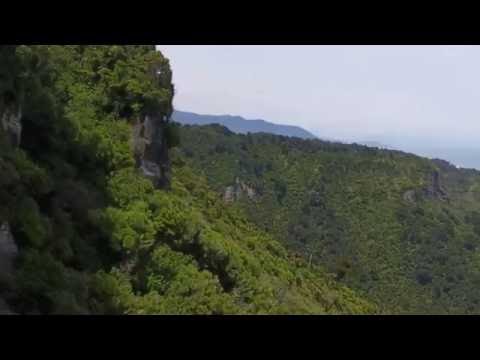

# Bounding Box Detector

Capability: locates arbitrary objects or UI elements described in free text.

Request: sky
[157,45,480,151]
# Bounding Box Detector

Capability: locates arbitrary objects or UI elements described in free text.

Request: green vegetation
[0,46,375,314]
[178,125,480,314]
[89,164,376,314]
[8,44,480,315]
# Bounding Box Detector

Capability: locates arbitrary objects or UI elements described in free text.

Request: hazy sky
[157,45,480,148]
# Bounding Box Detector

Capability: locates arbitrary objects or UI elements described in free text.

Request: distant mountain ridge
[172,110,318,140]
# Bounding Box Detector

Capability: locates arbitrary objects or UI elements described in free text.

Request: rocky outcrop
[309,190,325,208]
[224,178,257,203]
[133,113,170,188]
[403,170,448,204]
[422,170,448,200]
[0,222,18,278]
[0,105,22,147]
[224,185,236,203]
[0,46,22,147]
[131,57,174,189]
[403,190,417,204]
[242,183,256,200]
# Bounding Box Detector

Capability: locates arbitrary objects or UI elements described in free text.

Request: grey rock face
[133,114,170,188]
[403,170,448,204]
[223,178,257,203]
[224,186,236,203]
[1,106,22,147]
[309,191,324,207]
[422,170,448,200]
[403,190,417,203]
[0,222,18,277]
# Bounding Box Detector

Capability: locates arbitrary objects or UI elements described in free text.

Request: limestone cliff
[133,113,171,189]
[0,105,22,147]
[403,169,448,204]
[422,170,448,200]
[224,178,257,203]
[0,45,22,147]
[132,57,174,189]
[0,223,18,272]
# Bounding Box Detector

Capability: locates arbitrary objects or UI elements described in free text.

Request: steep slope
[0,46,374,314]
[178,124,480,314]
[172,110,318,139]
[0,45,176,314]
[91,161,376,314]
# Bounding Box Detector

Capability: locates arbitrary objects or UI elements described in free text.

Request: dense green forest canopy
[5,44,480,315]
[178,124,480,314]
[0,45,375,314]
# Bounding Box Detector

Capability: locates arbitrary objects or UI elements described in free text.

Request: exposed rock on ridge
[403,170,448,204]
[133,113,170,188]
[224,178,257,203]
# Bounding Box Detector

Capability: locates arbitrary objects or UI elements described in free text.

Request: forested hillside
[0,46,375,314]
[178,124,480,314]
[7,45,480,315]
